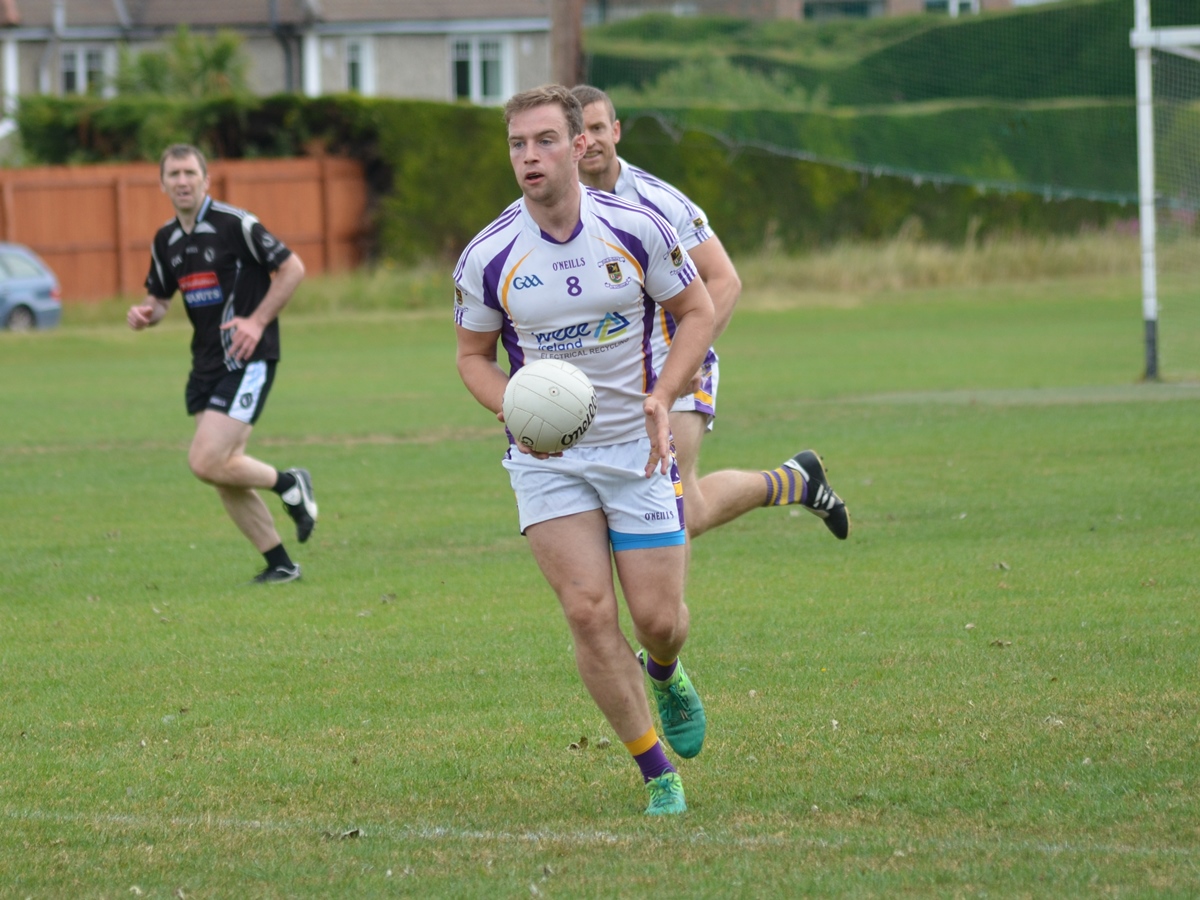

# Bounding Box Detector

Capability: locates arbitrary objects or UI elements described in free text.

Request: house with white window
[0,1,552,112]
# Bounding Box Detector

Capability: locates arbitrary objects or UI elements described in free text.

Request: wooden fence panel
[0,157,368,302]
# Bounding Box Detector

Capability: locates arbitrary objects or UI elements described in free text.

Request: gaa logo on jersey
[513,275,545,290]
[669,244,684,268]
[605,262,623,285]
[178,271,223,307]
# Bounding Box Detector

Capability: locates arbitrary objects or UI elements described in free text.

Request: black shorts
[185,360,277,425]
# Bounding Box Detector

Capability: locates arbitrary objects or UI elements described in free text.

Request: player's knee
[187,446,223,484]
[560,592,617,639]
[633,603,686,647]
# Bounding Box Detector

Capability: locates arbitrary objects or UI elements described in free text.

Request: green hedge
[619,103,1138,200]
[614,114,1126,250]
[14,93,1126,262]
[586,0,1200,101]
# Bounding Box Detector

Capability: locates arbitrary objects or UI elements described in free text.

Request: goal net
[1136,4,1200,378]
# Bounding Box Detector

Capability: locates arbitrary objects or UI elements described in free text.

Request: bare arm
[688,235,740,342]
[127,295,171,330]
[455,324,507,417]
[644,278,715,475]
[221,253,307,362]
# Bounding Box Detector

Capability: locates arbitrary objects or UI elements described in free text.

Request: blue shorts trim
[608,528,687,551]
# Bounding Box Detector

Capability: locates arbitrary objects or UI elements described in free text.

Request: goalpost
[1130,0,1200,380]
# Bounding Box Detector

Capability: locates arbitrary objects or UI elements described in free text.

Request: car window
[0,252,46,279]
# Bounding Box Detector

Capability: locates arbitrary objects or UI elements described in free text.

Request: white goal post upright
[1130,0,1200,380]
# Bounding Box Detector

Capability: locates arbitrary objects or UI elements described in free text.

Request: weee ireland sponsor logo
[535,322,590,352]
[533,311,631,352]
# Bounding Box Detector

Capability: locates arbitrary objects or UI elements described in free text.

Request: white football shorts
[669,354,718,432]
[502,436,686,548]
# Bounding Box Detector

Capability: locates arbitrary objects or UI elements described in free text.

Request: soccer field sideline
[6,805,1194,860]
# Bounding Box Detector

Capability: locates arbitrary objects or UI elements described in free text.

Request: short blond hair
[503,85,583,138]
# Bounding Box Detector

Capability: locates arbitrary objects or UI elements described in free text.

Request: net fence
[583,1,1144,202]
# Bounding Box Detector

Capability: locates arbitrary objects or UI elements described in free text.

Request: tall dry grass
[59,229,1200,325]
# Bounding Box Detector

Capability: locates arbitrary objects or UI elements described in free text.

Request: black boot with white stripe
[280,467,318,543]
[785,450,851,540]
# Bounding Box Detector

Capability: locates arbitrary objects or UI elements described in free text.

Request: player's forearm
[251,254,306,328]
[458,355,508,414]
[133,296,170,328]
[147,297,170,324]
[455,326,507,414]
[690,237,741,342]
[705,271,741,342]
[653,303,713,406]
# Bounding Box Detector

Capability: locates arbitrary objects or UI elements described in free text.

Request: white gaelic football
[502,358,597,453]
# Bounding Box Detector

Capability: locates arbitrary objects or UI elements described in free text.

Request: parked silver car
[0,243,62,331]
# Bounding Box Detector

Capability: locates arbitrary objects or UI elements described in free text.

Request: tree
[115,26,249,99]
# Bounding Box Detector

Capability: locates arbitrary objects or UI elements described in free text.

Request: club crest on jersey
[605,261,623,284]
[454,287,464,306]
[692,217,704,228]
[669,244,684,268]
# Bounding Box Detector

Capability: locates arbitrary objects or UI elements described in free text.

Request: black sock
[272,470,297,495]
[264,544,293,569]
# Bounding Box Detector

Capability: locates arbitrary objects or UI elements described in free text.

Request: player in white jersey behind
[454,85,715,816]
[571,85,851,541]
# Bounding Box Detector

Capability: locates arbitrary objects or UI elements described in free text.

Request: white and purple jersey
[613,158,718,416]
[613,157,712,253]
[454,186,698,447]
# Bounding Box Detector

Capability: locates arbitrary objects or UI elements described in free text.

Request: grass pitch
[1,262,1198,897]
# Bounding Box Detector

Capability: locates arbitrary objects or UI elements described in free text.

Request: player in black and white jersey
[572,85,850,541]
[127,144,317,584]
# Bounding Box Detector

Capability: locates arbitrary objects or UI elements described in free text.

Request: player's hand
[513,443,561,460]
[642,395,672,477]
[220,316,264,362]
[127,304,156,330]
[497,409,561,459]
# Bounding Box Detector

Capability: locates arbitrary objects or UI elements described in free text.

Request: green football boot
[648,659,707,759]
[644,772,687,815]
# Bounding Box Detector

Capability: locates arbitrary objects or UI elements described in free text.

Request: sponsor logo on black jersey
[239,393,254,409]
[178,271,223,307]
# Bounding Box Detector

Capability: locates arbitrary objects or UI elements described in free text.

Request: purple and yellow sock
[644,653,678,683]
[761,463,807,507]
[625,728,676,783]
